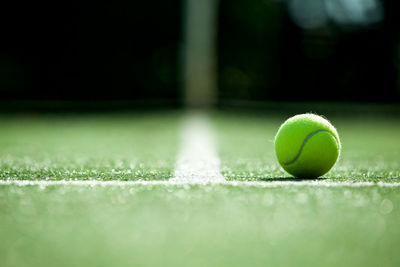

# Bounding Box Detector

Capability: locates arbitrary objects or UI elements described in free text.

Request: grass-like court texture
[1,110,400,267]
[0,112,181,181]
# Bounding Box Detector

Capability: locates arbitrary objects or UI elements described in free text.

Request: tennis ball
[274,114,341,178]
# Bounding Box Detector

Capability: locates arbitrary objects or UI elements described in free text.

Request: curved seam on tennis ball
[283,130,337,166]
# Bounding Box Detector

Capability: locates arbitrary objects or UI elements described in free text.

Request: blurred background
[1,0,399,111]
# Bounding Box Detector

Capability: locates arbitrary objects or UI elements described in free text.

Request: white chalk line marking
[170,113,225,183]
[0,180,400,187]
[1,114,398,188]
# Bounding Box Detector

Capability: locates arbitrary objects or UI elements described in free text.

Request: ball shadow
[259,177,328,182]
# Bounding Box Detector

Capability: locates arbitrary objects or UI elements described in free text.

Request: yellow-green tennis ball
[274,114,341,178]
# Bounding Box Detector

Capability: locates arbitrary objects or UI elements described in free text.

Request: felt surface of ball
[274,114,341,178]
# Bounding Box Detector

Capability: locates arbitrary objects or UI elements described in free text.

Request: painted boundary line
[171,113,225,183]
[1,114,399,188]
[1,180,400,187]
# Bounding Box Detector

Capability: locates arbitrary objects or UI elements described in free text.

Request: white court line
[0,180,400,187]
[1,114,399,188]
[170,113,225,183]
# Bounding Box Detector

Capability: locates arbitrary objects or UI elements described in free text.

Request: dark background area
[1,0,399,108]
[218,0,400,103]
[0,1,181,104]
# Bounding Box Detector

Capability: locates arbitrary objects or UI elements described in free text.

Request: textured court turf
[0,112,180,181]
[214,112,400,182]
[1,184,399,267]
[1,111,400,267]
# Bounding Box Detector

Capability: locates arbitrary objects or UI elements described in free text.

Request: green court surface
[214,112,400,182]
[1,111,400,267]
[0,112,180,181]
[1,184,399,267]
